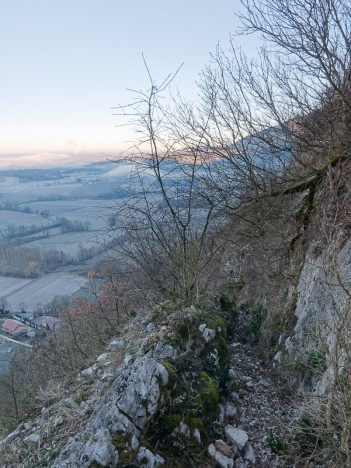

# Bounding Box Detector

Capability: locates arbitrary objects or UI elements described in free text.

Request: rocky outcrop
[0,307,237,466]
[55,354,169,467]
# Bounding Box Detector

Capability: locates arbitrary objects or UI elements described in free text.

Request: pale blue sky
[0,0,256,168]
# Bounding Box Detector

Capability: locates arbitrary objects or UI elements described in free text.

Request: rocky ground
[0,306,298,467]
[212,337,297,467]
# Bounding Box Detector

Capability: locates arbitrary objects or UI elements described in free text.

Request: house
[2,319,29,335]
[41,315,61,330]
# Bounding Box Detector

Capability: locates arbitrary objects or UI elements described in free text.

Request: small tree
[110,62,229,304]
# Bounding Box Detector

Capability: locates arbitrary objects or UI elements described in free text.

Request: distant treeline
[0,201,50,216]
[0,245,67,277]
[0,242,101,277]
[0,216,90,241]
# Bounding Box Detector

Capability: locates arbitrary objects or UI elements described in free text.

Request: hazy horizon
[0,0,259,170]
[0,151,116,171]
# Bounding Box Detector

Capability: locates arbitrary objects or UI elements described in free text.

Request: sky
[0,0,257,169]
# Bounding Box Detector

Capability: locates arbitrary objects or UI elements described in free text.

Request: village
[0,311,61,372]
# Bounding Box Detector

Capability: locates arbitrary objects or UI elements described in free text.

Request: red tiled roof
[2,319,28,335]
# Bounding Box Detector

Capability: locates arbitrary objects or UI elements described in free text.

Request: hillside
[1,165,351,466]
[1,0,351,466]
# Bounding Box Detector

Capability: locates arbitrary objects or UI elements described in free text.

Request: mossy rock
[111,433,135,465]
[143,305,232,465]
[161,413,183,432]
[199,372,219,418]
[158,360,177,387]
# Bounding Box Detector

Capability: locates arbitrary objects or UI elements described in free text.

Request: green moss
[198,311,228,337]
[215,292,237,322]
[111,433,135,464]
[187,417,204,431]
[243,304,267,345]
[199,372,219,418]
[158,360,177,387]
[143,306,233,464]
[161,413,183,431]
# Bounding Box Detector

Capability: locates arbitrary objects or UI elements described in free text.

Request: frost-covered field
[25,199,108,216]
[0,276,31,297]
[4,273,87,312]
[57,205,108,230]
[0,210,53,227]
[23,231,102,256]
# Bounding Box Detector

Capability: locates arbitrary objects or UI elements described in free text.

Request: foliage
[242,304,267,346]
[145,306,231,465]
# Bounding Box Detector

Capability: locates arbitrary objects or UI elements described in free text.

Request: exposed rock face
[0,307,291,467]
[55,354,169,466]
[137,447,165,467]
[55,429,119,468]
[293,242,345,343]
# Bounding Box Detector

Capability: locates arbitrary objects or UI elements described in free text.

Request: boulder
[225,425,249,450]
[137,447,165,467]
[208,443,234,468]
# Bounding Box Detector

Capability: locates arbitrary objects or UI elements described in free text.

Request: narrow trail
[225,339,295,466]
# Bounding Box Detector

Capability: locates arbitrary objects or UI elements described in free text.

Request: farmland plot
[0,211,53,228]
[24,199,108,217]
[0,276,31,297]
[21,231,102,256]
[59,206,108,230]
[5,273,87,312]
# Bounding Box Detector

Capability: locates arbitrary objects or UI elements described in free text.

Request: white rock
[199,323,206,333]
[225,425,249,450]
[193,428,201,444]
[208,443,234,468]
[79,428,119,467]
[80,366,95,378]
[54,356,169,466]
[215,439,233,457]
[137,447,165,467]
[96,352,110,362]
[124,354,134,366]
[146,322,156,332]
[54,416,64,427]
[225,402,238,418]
[101,373,115,382]
[284,336,294,351]
[109,338,125,350]
[156,343,177,360]
[204,328,216,342]
[24,433,40,444]
[243,443,256,463]
[131,434,139,450]
[177,422,190,437]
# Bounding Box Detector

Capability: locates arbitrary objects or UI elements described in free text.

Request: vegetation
[0,0,351,466]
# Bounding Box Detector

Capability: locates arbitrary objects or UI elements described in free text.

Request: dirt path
[223,338,296,467]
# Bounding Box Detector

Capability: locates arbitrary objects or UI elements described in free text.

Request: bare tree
[177,0,351,215]
[110,61,229,304]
